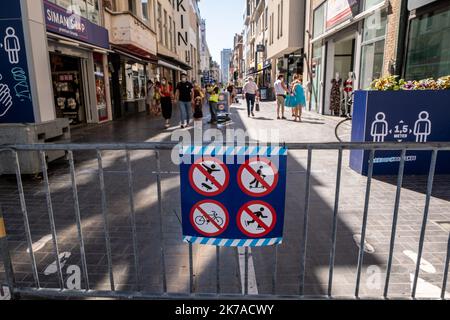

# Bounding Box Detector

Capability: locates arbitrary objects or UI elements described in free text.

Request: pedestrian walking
[285,74,306,122]
[208,86,220,125]
[175,73,194,128]
[274,75,289,120]
[227,82,236,106]
[243,77,259,117]
[160,77,173,129]
[193,84,204,121]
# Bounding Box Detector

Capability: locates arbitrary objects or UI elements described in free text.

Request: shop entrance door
[328,36,356,116]
[50,53,87,126]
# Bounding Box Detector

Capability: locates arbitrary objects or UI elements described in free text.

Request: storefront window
[121,62,147,101]
[313,4,325,38]
[94,53,108,122]
[364,0,384,10]
[362,10,387,41]
[360,10,387,89]
[360,41,385,89]
[405,6,450,80]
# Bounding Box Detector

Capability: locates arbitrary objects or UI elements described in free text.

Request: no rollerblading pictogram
[189,157,229,197]
[238,157,279,197]
[190,200,229,237]
[237,201,277,238]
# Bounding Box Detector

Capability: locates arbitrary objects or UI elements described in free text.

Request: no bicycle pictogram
[189,157,230,196]
[237,201,277,238]
[190,200,229,237]
[237,157,279,197]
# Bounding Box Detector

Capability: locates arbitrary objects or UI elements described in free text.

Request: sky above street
[198,0,244,63]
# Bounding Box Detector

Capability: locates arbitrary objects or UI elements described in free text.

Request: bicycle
[335,92,354,142]
[195,211,224,227]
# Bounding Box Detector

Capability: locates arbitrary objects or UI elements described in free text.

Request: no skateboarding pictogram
[237,157,279,197]
[190,200,229,237]
[189,157,230,196]
[237,201,277,238]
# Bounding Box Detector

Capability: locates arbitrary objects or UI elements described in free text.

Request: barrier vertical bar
[40,151,64,290]
[272,246,278,295]
[155,150,167,294]
[384,149,407,298]
[0,205,16,299]
[189,243,194,294]
[412,149,438,298]
[299,148,312,296]
[441,233,450,300]
[68,151,90,291]
[125,150,142,291]
[13,151,40,288]
[244,247,249,296]
[216,246,220,294]
[355,149,375,298]
[97,150,115,291]
[328,148,343,297]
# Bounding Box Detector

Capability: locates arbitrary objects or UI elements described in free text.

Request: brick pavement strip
[0,101,449,299]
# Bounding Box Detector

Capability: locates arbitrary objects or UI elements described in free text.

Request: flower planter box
[350,90,450,176]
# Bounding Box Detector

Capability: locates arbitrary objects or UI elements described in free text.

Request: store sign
[180,147,288,247]
[256,44,265,52]
[0,1,35,123]
[408,0,438,11]
[326,0,359,29]
[43,0,109,49]
[350,90,450,175]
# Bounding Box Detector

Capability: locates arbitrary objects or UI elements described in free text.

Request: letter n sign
[0,0,35,123]
[180,146,288,247]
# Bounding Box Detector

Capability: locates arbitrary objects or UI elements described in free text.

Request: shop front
[108,49,160,119]
[309,0,389,116]
[44,0,111,126]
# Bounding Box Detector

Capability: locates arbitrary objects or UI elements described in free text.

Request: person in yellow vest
[208,85,219,125]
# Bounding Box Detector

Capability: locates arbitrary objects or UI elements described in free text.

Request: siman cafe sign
[43,0,109,49]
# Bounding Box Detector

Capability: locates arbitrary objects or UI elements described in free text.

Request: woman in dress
[193,84,204,121]
[159,78,173,129]
[285,74,306,122]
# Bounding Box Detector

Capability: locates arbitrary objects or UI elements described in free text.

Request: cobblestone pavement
[0,100,449,299]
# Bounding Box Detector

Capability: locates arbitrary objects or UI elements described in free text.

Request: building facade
[231,33,245,86]
[305,0,449,116]
[104,0,158,118]
[267,0,306,86]
[46,0,113,125]
[221,49,232,84]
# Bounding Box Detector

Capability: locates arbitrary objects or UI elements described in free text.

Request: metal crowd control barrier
[0,142,449,300]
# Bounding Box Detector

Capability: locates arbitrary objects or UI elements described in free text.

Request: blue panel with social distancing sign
[350,90,450,175]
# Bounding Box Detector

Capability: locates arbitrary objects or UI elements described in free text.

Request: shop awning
[157,54,193,71]
[246,63,271,76]
[47,32,114,54]
[158,60,187,73]
[112,45,158,64]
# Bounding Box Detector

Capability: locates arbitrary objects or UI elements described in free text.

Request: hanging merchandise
[343,72,354,116]
[330,78,342,116]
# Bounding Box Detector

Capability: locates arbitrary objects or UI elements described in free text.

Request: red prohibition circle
[190,200,229,237]
[237,201,277,238]
[237,157,279,197]
[189,157,230,197]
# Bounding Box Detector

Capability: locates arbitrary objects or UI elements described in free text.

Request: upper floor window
[313,3,325,38]
[142,0,149,20]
